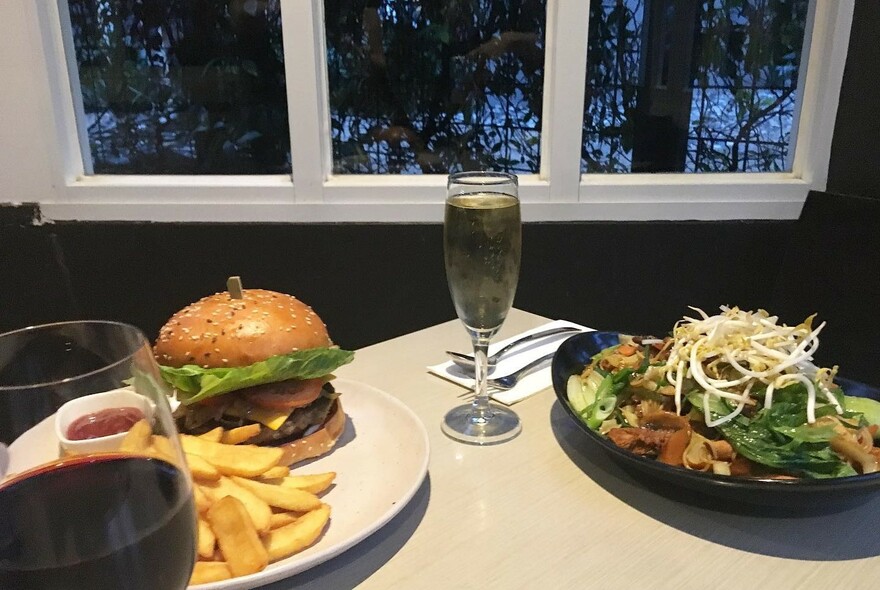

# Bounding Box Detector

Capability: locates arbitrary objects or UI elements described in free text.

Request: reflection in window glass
[582,0,808,173]
[67,0,290,174]
[325,1,546,174]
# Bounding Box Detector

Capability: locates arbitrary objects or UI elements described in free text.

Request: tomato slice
[196,396,226,408]
[241,378,324,411]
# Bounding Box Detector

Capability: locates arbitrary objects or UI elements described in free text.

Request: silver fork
[445,325,580,372]
[458,351,555,399]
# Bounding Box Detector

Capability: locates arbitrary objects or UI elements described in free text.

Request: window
[68,0,290,175]
[325,1,546,175]
[582,0,808,174]
[4,1,855,221]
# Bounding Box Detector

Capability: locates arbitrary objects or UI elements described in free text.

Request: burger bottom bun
[278,399,345,466]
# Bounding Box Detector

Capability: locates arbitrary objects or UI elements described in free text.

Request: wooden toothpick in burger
[154,281,353,466]
[227,275,244,299]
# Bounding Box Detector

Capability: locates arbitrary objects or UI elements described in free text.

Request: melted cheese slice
[225,398,292,431]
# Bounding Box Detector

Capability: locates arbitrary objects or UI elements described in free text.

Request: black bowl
[551,331,880,508]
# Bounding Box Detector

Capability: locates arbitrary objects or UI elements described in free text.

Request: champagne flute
[0,321,197,590]
[442,171,523,444]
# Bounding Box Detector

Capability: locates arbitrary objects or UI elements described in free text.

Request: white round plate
[5,379,430,590]
[193,379,430,589]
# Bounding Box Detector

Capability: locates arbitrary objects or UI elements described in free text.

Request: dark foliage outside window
[66,0,806,177]
[68,0,291,174]
[583,0,808,173]
[325,0,547,174]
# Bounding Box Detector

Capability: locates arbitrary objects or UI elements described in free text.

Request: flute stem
[471,336,492,422]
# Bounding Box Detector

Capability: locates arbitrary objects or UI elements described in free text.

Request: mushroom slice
[641,411,689,432]
[830,434,879,474]
[704,439,734,462]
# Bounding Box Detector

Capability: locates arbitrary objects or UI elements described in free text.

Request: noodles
[566,306,880,479]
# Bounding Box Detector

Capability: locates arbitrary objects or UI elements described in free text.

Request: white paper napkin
[428,319,594,405]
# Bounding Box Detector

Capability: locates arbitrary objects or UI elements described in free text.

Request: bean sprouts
[664,306,840,426]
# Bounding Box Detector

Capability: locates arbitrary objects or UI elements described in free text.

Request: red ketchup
[66,407,146,440]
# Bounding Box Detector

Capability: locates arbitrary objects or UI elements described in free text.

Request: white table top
[264,309,880,590]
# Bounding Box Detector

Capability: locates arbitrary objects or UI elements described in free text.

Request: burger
[153,289,354,465]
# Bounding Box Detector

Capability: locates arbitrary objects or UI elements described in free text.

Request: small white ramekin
[55,388,155,455]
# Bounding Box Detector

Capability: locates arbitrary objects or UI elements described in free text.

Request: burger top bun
[154,289,332,369]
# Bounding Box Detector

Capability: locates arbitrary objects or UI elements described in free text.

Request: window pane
[582,0,809,173]
[325,1,546,174]
[66,0,291,174]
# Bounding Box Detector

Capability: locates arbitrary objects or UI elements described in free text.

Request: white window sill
[38,173,809,222]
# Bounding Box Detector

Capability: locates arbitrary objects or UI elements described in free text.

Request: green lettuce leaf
[160,347,355,405]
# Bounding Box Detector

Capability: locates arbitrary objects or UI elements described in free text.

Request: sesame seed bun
[154,289,331,369]
[155,288,347,465]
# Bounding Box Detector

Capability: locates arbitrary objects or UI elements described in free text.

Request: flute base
[441,403,522,445]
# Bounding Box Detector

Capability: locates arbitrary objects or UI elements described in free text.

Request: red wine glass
[0,321,198,590]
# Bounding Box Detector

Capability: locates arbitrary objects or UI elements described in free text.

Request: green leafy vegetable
[160,347,355,405]
[688,387,857,479]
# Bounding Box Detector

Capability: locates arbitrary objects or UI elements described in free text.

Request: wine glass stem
[470,336,492,422]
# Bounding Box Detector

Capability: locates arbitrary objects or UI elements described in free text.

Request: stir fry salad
[567,306,880,479]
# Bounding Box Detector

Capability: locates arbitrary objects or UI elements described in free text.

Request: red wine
[0,454,196,590]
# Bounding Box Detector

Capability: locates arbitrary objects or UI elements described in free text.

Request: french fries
[180,435,284,477]
[119,419,152,453]
[197,518,216,559]
[221,423,262,445]
[199,476,273,534]
[192,483,211,514]
[229,476,322,512]
[189,561,232,584]
[260,465,291,479]
[263,504,331,562]
[269,512,300,529]
[207,496,269,577]
[150,434,178,464]
[183,432,334,585]
[185,453,220,481]
[65,420,335,585]
[181,432,334,584]
[276,472,336,495]
[197,427,224,443]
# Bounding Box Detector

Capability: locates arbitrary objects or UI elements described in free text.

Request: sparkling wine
[444,192,521,332]
[0,454,196,590]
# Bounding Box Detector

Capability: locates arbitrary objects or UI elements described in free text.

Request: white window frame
[1,0,853,222]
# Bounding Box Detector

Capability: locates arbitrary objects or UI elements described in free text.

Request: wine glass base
[441,403,522,445]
